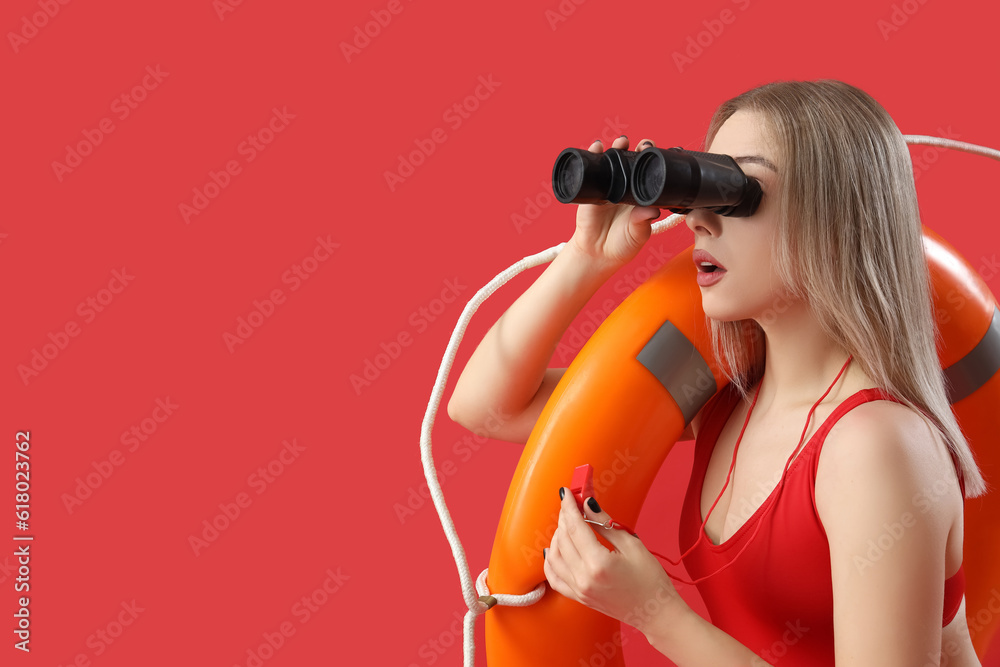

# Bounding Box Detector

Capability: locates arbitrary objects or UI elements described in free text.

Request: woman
[448,80,985,666]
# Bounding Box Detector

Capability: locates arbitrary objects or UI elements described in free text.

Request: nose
[684,208,723,237]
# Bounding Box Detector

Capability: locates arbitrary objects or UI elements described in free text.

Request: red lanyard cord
[606,356,854,586]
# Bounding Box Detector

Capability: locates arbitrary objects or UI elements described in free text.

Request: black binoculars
[551,146,763,217]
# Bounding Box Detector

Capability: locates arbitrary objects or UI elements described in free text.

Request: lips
[692,249,726,273]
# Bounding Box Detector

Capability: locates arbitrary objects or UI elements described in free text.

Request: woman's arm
[446,241,616,442]
[816,401,962,666]
[448,136,661,443]
[641,603,773,666]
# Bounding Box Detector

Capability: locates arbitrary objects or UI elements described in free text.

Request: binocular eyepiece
[551,146,763,217]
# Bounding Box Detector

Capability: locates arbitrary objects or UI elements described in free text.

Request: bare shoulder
[815,399,967,663]
[815,399,961,527]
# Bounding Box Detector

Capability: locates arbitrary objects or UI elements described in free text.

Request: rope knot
[471,568,547,616]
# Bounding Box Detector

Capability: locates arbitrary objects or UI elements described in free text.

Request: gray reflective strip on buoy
[636,320,717,424]
[944,306,1000,404]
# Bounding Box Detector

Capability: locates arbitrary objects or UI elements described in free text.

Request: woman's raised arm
[447,136,661,443]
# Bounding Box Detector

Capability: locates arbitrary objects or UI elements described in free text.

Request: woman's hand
[567,136,662,274]
[543,486,683,634]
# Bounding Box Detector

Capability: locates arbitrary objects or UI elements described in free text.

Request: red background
[2,0,999,665]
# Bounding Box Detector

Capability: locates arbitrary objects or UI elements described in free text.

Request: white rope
[419,239,568,609]
[904,135,1000,162]
[475,568,547,607]
[459,569,548,667]
[419,239,566,667]
[422,133,1000,667]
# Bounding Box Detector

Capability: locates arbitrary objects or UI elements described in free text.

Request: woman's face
[685,110,790,323]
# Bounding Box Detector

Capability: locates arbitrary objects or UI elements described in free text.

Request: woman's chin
[700,298,746,323]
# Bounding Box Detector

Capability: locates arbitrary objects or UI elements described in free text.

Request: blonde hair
[705,80,986,497]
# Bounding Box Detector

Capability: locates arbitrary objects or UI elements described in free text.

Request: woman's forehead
[708,110,778,166]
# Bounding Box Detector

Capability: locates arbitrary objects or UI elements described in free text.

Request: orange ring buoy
[484,227,1000,665]
[926,228,1000,661]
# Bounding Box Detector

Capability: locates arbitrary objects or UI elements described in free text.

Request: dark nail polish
[558,487,565,500]
[619,134,627,138]
[587,497,602,513]
[543,548,548,559]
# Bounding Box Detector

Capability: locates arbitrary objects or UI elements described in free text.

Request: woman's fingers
[581,495,635,553]
[542,554,570,595]
[544,497,583,597]
[544,488,601,595]
[554,488,586,563]
[589,135,652,153]
[586,136,655,153]
[557,487,625,562]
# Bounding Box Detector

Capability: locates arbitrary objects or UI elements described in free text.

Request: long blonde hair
[705,80,986,497]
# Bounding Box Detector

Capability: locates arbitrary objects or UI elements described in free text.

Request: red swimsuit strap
[655,356,854,585]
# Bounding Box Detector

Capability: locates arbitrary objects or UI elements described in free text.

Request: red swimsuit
[678,385,965,666]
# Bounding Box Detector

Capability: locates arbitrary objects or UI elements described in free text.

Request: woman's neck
[754,299,866,411]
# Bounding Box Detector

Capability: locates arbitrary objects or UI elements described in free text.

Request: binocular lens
[551,145,762,217]
[633,154,665,205]
[553,152,585,203]
[550,148,638,206]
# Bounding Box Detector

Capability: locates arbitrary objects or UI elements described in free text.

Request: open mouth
[699,262,722,273]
